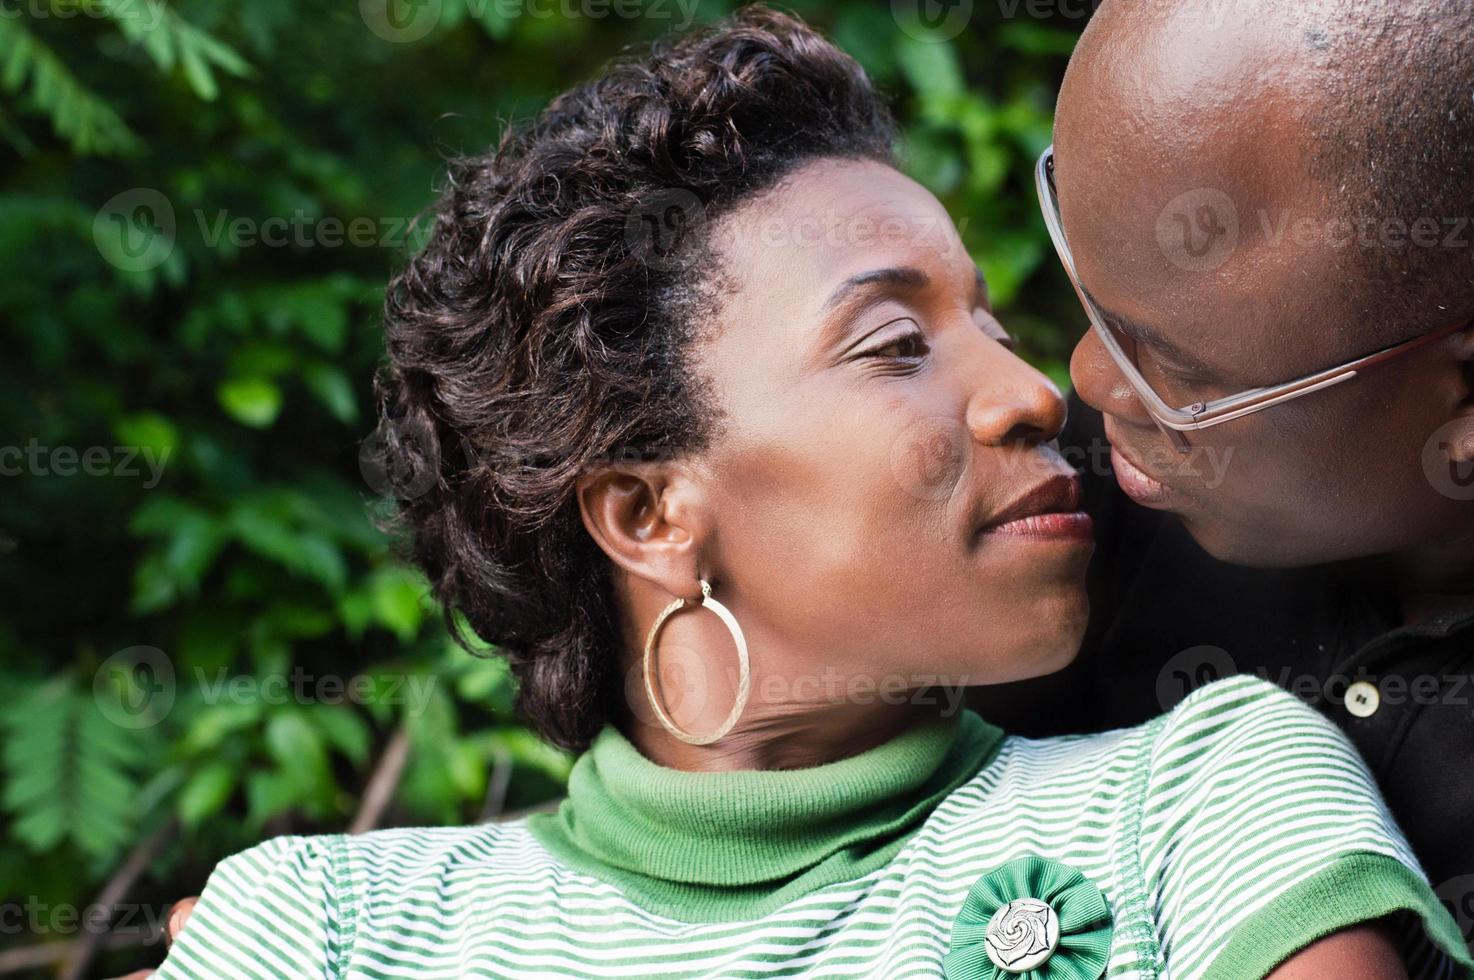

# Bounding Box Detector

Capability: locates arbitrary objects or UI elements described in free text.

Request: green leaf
[113,411,179,459]
[976,236,1045,309]
[997,21,1082,57]
[1,684,143,860]
[130,550,177,615]
[99,0,253,100]
[310,707,371,766]
[454,655,513,707]
[178,762,235,826]
[895,34,964,103]
[265,711,328,793]
[178,37,217,100]
[900,126,963,195]
[231,500,349,591]
[217,377,283,428]
[0,18,139,155]
[337,586,375,639]
[161,513,227,593]
[244,770,299,828]
[181,701,261,755]
[288,281,353,350]
[301,362,358,424]
[369,566,426,641]
[129,495,201,536]
[447,738,483,800]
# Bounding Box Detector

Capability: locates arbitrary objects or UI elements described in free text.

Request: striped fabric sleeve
[153,834,350,980]
[1138,674,1472,980]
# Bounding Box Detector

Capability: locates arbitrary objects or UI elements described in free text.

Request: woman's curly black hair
[374,5,897,752]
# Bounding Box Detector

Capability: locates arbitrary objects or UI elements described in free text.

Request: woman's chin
[1013,593,1090,678]
[931,592,1088,687]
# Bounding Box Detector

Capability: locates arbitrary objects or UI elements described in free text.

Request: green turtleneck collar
[525,710,1004,923]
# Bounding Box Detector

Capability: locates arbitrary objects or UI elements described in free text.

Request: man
[975,0,1474,916]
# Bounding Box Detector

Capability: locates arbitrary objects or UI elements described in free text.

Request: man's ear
[575,465,706,601]
[1451,321,1474,464]
[1457,320,1474,382]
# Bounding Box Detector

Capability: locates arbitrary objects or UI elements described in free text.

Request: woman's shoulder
[1147,670,1348,762]
[1158,668,1329,724]
[955,675,1469,977]
[990,672,1353,781]
[154,822,553,979]
[1137,670,1387,821]
[1128,673,1471,978]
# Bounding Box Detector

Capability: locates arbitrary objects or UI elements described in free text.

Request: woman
[153,8,1470,979]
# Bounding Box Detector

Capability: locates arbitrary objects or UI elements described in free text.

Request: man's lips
[978,473,1094,543]
[1110,446,1173,506]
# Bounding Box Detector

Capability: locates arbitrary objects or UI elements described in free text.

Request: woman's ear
[575,465,706,601]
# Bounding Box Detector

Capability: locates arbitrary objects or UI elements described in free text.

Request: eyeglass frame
[1035,144,1467,453]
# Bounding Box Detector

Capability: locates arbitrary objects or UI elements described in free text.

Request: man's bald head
[1052,0,1474,570]
[1057,0,1474,346]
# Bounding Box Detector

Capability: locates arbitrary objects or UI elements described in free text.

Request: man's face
[1052,5,1471,568]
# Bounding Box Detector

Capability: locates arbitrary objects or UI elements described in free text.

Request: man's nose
[1070,326,1156,429]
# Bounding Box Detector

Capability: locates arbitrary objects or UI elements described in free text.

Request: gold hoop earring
[643,579,750,746]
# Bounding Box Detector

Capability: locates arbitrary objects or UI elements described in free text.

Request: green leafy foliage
[1,680,153,860]
[0,3,1083,975]
[0,17,138,155]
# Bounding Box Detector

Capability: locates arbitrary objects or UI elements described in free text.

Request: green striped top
[155,675,1472,979]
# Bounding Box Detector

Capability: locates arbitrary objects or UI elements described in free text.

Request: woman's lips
[985,510,1095,542]
[1110,446,1173,506]
[977,473,1095,544]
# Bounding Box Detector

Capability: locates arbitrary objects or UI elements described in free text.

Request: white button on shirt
[1345,681,1381,718]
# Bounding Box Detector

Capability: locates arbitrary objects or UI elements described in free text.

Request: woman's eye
[862,331,929,361]
[975,310,1016,350]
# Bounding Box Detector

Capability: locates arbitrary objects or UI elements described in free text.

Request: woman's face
[687,158,1093,699]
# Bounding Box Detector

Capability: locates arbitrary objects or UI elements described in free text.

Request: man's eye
[1154,358,1212,387]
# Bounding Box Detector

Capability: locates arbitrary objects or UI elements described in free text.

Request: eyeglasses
[1035,145,1466,453]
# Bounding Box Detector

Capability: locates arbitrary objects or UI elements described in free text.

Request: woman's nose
[1070,326,1156,428]
[964,353,1066,448]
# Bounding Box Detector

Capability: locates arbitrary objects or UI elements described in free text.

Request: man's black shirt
[969,401,1474,934]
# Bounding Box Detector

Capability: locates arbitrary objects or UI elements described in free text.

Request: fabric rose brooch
[942,856,1113,980]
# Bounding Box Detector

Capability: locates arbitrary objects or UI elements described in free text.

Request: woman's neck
[614,570,954,772]
[629,698,947,772]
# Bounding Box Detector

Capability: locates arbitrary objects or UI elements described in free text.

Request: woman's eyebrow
[820,266,930,315]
